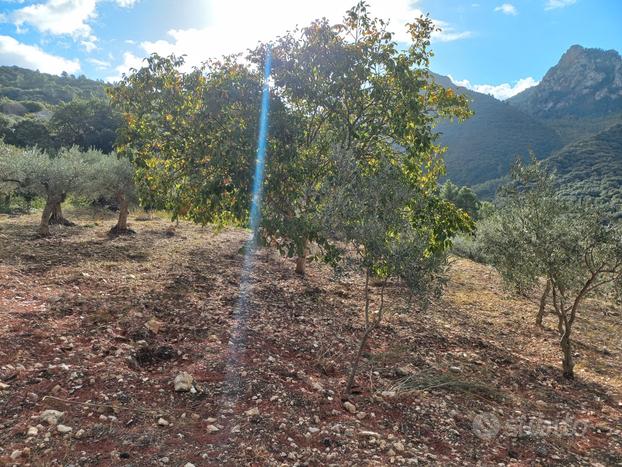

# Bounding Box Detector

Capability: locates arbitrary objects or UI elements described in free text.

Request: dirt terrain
[0,210,620,466]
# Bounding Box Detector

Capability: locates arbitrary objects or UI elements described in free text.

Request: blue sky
[0,0,620,99]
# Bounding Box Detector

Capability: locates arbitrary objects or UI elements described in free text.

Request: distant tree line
[0,99,121,153]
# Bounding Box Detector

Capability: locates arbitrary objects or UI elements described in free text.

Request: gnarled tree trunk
[48,194,74,226]
[109,191,133,236]
[536,280,551,327]
[38,196,59,236]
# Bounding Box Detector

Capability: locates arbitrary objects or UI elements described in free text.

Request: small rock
[343,401,356,414]
[308,427,320,434]
[356,412,366,420]
[360,430,381,437]
[395,367,410,377]
[159,457,170,464]
[184,463,196,467]
[157,417,169,426]
[449,366,462,373]
[381,391,396,398]
[311,381,324,392]
[39,409,64,425]
[174,372,194,392]
[245,407,260,417]
[27,426,38,436]
[205,417,217,423]
[74,429,85,439]
[10,450,22,460]
[57,424,73,433]
[206,425,220,433]
[145,318,164,333]
[0,382,9,390]
[394,441,405,452]
[536,446,548,458]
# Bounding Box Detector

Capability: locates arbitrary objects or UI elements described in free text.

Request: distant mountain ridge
[509,45,622,119]
[436,44,622,194]
[432,73,563,187]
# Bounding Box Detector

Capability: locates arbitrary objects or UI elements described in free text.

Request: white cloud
[87,57,110,68]
[137,0,472,70]
[10,0,139,52]
[545,0,576,10]
[105,51,143,82]
[432,21,474,42]
[0,34,80,74]
[13,0,98,39]
[449,75,539,100]
[81,39,97,51]
[494,3,518,15]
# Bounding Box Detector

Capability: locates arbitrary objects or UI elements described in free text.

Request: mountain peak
[509,44,622,119]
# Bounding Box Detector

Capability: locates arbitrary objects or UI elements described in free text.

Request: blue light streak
[218,47,272,410]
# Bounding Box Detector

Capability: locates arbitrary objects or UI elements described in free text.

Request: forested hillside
[433,74,563,186]
[547,123,622,218]
[0,66,107,110]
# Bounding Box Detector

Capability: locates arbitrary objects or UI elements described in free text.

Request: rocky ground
[0,210,621,466]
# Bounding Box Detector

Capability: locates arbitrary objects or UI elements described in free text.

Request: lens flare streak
[218,47,272,408]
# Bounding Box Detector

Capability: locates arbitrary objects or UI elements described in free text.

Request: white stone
[57,424,72,433]
[343,401,356,414]
[39,409,64,426]
[174,372,194,392]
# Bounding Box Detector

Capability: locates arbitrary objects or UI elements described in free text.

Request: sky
[0,0,620,100]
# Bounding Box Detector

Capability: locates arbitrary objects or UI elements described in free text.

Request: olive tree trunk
[345,273,387,395]
[536,280,551,327]
[109,191,133,236]
[38,197,59,236]
[48,194,74,226]
[560,332,574,379]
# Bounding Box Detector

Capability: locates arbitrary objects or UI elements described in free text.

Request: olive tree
[89,153,137,235]
[479,159,622,378]
[323,149,471,394]
[0,144,96,236]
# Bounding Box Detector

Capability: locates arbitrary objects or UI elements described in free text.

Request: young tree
[323,149,471,394]
[479,159,622,378]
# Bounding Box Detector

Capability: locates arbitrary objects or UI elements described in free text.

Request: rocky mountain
[508,45,622,142]
[433,73,563,187]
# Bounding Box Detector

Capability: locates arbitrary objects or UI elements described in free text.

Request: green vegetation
[110,3,472,390]
[0,143,134,235]
[546,123,622,219]
[0,66,106,106]
[478,158,622,379]
[433,73,563,187]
